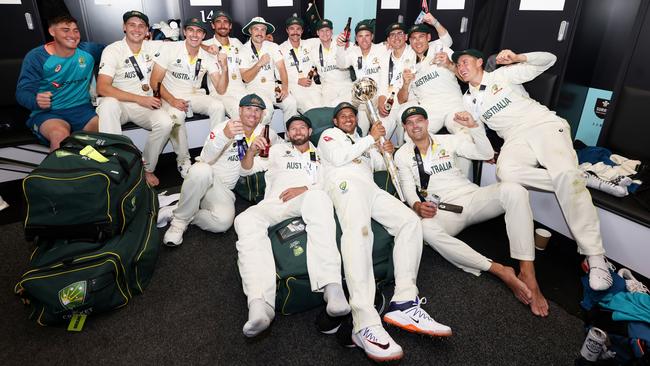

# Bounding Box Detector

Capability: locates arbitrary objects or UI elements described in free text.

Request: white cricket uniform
[172,121,280,233]
[240,40,298,125]
[97,38,176,172]
[318,127,423,332]
[336,43,385,134]
[279,39,322,113]
[377,46,417,143]
[203,37,247,120]
[395,128,535,276]
[234,141,342,308]
[306,38,353,107]
[464,52,604,256]
[406,42,465,135]
[155,41,226,134]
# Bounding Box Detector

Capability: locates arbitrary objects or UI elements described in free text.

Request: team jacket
[198,121,281,189]
[395,127,493,206]
[318,127,385,184]
[244,141,323,200]
[463,52,559,140]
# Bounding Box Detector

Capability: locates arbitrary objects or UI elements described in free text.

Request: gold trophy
[352,77,405,201]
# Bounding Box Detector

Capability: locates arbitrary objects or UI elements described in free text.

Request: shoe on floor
[177,159,192,179]
[163,220,187,247]
[383,297,452,337]
[157,204,177,228]
[335,315,355,348]
[584,171,628,197]
[315,308,347,335]
[618,268,649,294]
[586,255,615,291]
[352,325,403,362]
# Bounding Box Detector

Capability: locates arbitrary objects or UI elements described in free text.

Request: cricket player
[163,94,280,246]
[318,102,452,362]
[202,10,247,121]
[279,16,322,113]
[234,114,349,337]
[395,105,549,317]
[96,11,174,187]
[307,19,353,107]
[150,17,228,178]
[16,15,103,151]
[239,16,297,126]
[454,48,613,291]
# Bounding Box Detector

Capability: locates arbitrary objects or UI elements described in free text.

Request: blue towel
[577,146,616,166]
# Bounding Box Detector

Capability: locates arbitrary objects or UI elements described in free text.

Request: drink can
[186,101,194,118]
[580,327,607,361]
[427,193,441,207]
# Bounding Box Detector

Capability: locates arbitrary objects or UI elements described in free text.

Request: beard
[289,135,310,146]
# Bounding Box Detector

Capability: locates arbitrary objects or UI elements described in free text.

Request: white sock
[323,283,351,317]
[242,299,274,337]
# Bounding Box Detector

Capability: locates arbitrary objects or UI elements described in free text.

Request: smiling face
[183,25,206,48]
[317,27,332,43]
[249,24,268,45]
[355,30,373,52]
[456,54,484,85]
[123,17,148,44]
[403,114,430,143]
[387,29,406,51]
[333,108,358,134]
[286,120,312,146]
[408,31,431,56]
[239,105,264,129]
[212,16,232,38]
[286,24,303,44]
[49,21,81,51]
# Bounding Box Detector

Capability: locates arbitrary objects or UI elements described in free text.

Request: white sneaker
[584,171,628,197]
[352,325,403,362]
[618,268,649,294]
[157,204,177,228]
[611,175,633,187]
[383,297,453,337]
[177,159,192,179]
[163,220,187,247]
[586,255,615,291]
[0,195,8,211]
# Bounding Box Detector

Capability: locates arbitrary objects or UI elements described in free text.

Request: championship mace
[352,77,405,202]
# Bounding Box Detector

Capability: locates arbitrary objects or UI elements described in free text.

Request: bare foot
[490,263,533,305]
[145,171,159,187]
[518,272,549,317]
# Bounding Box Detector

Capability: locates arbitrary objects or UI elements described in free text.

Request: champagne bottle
[343,17,352,49]
[259,125,270,158]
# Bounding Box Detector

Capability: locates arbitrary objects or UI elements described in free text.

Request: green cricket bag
[271,215,395,315]
[14,183,160,326]
[234,171,267,203]
[23,132,148,243]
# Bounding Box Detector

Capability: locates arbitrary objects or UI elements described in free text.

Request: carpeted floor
[1,201,589,365]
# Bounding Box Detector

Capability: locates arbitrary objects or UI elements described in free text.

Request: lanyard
[250,42,260,60]
[319,44,324,67]
[414,146,430,192]
[416,49,429,64]
[289,48,302,73]
[388,56,394,86]
[128,56,146,83]
[346,135,355,144]
[357,56,363,70]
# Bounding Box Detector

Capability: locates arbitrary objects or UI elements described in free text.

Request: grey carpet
[1,198,586,366]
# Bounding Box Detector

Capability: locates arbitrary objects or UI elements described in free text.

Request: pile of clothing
[575,142,644,198]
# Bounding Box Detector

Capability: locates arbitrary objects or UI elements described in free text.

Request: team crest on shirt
[372,57,379,65]
[491,84,503,95]
[78,56,86,68]
[54,64,62,72]
[438,149,449,159]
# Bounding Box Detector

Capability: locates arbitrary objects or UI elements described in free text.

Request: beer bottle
[385,91,396,112]
[308,66,321,85]
[275,80,282,103]
[343,17,352,49]
[153,82,162,98]
[259,125,270,158]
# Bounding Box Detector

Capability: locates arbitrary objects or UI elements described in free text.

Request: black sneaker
[335,314,355,348]
[315,308,346,335]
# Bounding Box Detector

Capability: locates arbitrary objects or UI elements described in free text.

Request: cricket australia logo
[59,280,87,310]
[491,84,502,95]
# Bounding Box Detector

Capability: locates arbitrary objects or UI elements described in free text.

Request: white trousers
[172,162,235,233]
[291,84,322,113]
[496,121,605,255]
[422,183,535,276]
[327,177,422,332]
[217,93,243,122]
[321,81,353,107]
[165,93,226,132]
[234,190,342,308]
[96,97,175,172]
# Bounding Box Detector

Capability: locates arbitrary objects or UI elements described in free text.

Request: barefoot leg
[489,262,532,305]
[518,261,549,317]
